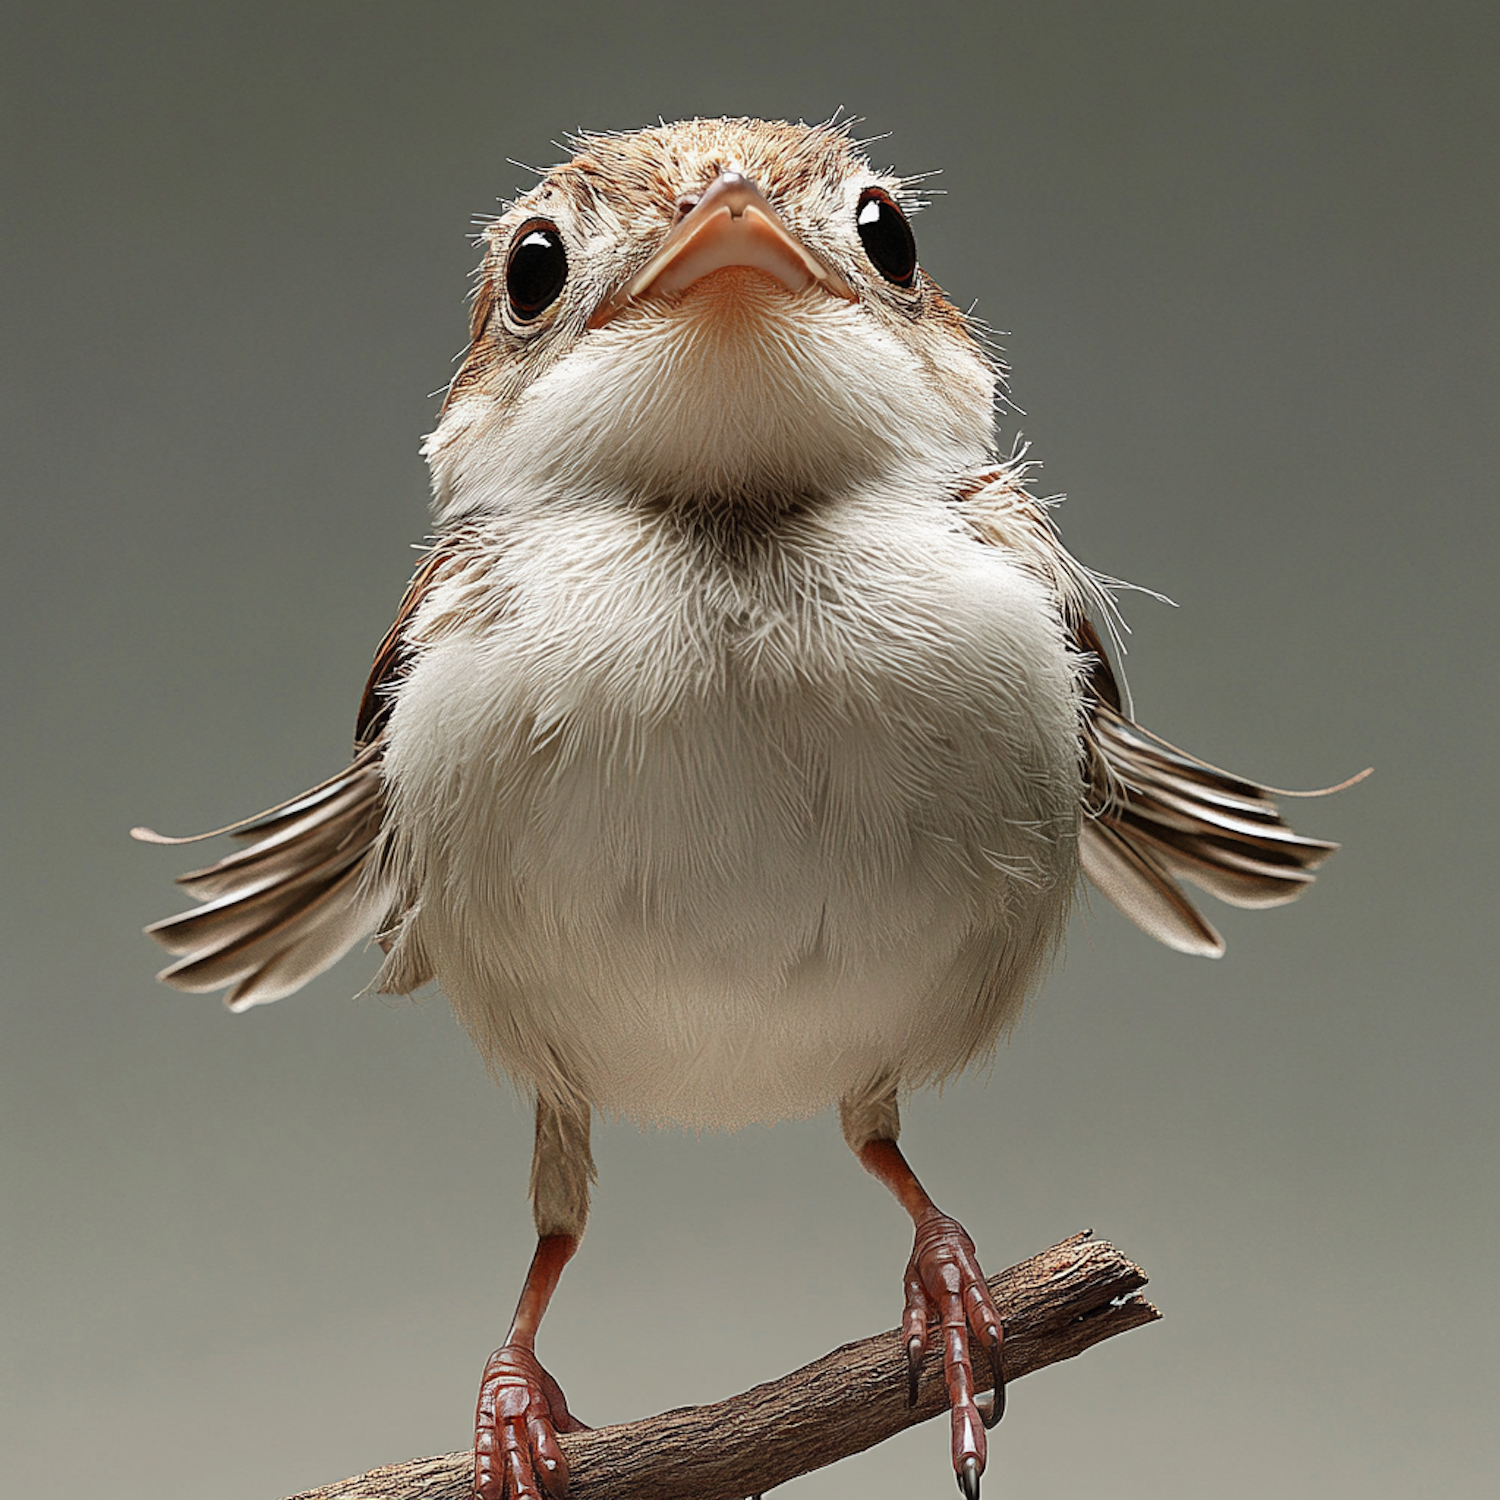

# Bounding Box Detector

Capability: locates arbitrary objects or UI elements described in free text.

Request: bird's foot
[473,1342,587,1500]
[902,1212,1006,1498]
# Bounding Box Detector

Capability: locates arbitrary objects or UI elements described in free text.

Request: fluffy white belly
[380,491,1082,1128]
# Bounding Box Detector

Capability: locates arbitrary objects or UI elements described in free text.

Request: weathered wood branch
[289,1233,1157,1500]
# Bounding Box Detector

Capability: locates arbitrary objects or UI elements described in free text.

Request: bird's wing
[133,545,454,1010]
[958,468,1351,958]
[1072,617,1344,957]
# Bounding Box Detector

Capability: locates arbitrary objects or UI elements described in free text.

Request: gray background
[4,2,1495,1497]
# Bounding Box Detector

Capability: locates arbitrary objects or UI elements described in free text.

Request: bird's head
[426,118,997,523]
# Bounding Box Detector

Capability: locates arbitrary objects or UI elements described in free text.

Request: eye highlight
[856,189,918,288]
[505,220,569,321]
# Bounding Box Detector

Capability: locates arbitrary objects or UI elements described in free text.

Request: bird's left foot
[473,1342,587,1500]
[902,1211,1006,1498]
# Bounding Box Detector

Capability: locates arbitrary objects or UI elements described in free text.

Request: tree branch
[289,1233,1157,1500]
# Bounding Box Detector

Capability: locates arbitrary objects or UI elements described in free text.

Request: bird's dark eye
[505,220,569,321]
[856,188,918,288]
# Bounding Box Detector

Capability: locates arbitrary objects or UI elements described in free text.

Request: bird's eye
[505,220,569,321]
[855,189,917,288]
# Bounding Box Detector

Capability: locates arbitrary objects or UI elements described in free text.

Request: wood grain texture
[288,1233,1158,1500]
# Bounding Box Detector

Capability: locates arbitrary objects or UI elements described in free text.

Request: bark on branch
[289,1233,1157,1500]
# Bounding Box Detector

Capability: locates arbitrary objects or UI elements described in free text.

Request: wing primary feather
[141,751,388,1005]
[136,542,451,1003]
[958,478,1358,955]
[1079,820,1225,957]
[1117,781,1339,854]
[1139,835,1316,909]
[145,839,370,955]
[1068,613,1353,952]
[155,859,370,992]
[224,888,389,1011]
[131,744,382,846]
[172,779,381,896]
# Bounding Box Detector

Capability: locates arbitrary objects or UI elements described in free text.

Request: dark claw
[958,1454,981,1500]
[906,1334,923,1406]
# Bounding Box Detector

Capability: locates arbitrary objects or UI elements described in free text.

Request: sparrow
[136,117,1347,1500]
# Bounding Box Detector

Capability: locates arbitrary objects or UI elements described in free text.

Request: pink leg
[859,1139,1006,1499]
[473,1233,588,1500]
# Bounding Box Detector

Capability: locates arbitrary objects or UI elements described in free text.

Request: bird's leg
[474,1094,595,1500]
[842,1085,1005,1500]
[474,1234,583,1500]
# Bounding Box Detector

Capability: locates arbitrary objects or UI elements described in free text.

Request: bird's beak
[591,171,856,327]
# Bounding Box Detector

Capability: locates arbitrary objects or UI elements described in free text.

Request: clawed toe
[977,1320,1005,1427]
[906,1332,924,1407]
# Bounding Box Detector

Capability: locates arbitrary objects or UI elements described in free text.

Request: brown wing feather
[134,544,455,1010]
[135,747,389,1010]
[355,542,455,750]
[957,471,1353,955]
[1074,615,1345,954]
[1078,817,1226,957]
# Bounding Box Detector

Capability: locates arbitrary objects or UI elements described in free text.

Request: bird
[135,117,1351,1500]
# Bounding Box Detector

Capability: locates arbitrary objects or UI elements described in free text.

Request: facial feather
[427,118,995,522]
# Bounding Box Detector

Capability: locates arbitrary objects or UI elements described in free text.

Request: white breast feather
[380,495,1081,1128]
[382,285,1082,1128]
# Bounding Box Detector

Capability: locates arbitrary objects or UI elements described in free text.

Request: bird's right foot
[902,1211,1007,1499]
[473,1342,586,1500]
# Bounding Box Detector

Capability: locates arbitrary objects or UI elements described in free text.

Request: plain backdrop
[3,3,1496,1497]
